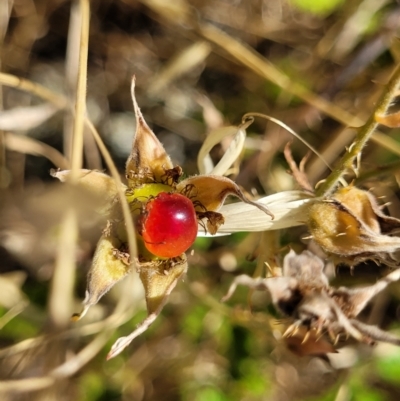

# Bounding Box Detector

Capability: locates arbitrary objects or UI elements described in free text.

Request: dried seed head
[126,78,173,187]
[222,250,400,355]
[308,186,400,266]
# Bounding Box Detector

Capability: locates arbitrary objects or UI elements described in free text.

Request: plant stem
[315,62,400,197]
[70,0,90,181]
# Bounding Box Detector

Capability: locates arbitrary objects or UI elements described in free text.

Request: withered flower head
[223,250,400,356]
[308,186,400,266]
[53,77,274,358]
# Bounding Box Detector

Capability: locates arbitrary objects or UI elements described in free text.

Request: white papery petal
[198,191,315,235]
[197,125,246,175]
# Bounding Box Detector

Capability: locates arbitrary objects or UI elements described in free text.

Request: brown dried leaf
[126,77,173,188]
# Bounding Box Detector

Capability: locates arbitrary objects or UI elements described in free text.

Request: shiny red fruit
[140,192,198,258]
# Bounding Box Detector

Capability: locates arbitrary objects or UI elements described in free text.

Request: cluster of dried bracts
[54,78,275,359]
[222,250,400,356]
[54,78,400,359]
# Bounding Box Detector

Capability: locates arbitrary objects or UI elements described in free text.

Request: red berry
[140,192,198,258]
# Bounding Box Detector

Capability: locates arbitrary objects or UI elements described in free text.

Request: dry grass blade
[142,0,400,164]
[0,72,66,109]
[0,330,112,394]
[197,24,360,126]
[0,302,136,359]
[48,209,78,328]
[0,377,55,393]
[4,132,69,169]
[148,41,211,96]
[283,142,313,192]
[196,22,400,157]
[0,301,29,330]
[45,0,90,333]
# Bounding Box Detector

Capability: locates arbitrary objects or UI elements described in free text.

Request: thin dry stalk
[316,62,400,196]
[4,132,69,169]
[0,72,66,109]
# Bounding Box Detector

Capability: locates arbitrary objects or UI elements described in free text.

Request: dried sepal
[283,249,329,288]
[126,77,173,188]
[222,250,400,353]
[72,232,131,321]
[51,169,125,215]
[197,211,225,235]
[176,174,274,219]
[138,254,188,315]
[107,297,164,360]
[333,186,383,233]
[107,255,188,359]
[331,268,400,318]
[308,186,400,266]
[349,319,400,346]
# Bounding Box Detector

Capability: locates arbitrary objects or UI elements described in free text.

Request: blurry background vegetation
[1,0,400,400]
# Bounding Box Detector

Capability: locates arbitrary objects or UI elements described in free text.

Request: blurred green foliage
[289,0,345,15]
